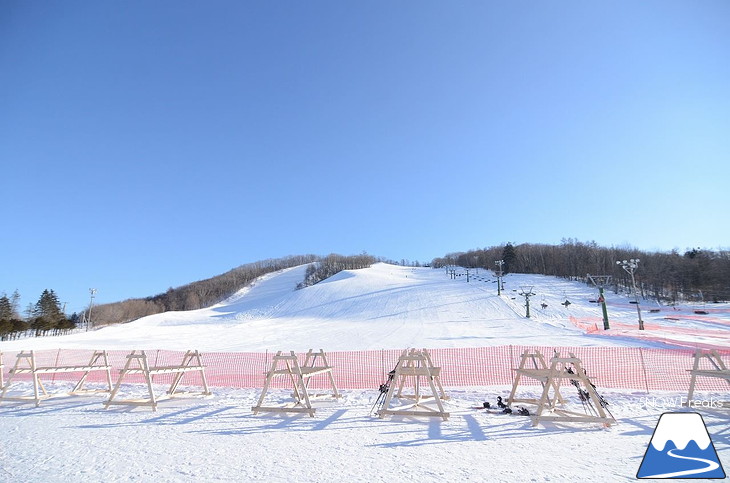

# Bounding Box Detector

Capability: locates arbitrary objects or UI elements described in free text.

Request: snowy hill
[3,263,727,352]
[1,263,728,482]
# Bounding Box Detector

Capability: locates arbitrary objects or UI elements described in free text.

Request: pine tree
[31,289,67,336]
[0,295,12,340]
[10,289,21,318]
[502,243,517,274]
[0,293,28,340]
[0,295,12,320]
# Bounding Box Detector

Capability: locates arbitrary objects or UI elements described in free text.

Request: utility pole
[519,286,536,318]
[587,274,611,330]
[617,259,644,330]
[86,288,97,331]
[494,260,504,296]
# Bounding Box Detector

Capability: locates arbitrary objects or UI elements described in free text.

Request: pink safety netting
[2,346,728,392]
[569,316,730,351]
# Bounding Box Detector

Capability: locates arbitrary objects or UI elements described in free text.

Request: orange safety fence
[2,346,728,393]
[604,302,730,314]
[569,316,730,351]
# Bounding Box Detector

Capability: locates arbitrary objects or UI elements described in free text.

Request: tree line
[89,253,379,326]
[1,289,78,341]
[8,242,725,339]
[2,254,379,338]
[431,240,730,303]
[86,255,319,327]
[297,253,377,289]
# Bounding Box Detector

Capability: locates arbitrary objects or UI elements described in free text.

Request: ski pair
[369,369,396,415]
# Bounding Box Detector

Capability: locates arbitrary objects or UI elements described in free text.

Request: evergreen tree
[0,292,28,340]
[502,243,517,274]
[24,303,34,321]
[0,295,12,340]
[10,289,21,319]
[12,318,29,337]
[0,295,12,320]
[31,289,67,336]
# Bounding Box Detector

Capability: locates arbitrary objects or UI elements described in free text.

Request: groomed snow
[1,263,728,481]
[4,263,727,352]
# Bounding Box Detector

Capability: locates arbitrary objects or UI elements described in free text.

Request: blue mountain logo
[637,412,726,479]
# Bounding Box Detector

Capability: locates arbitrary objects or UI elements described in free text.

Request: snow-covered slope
[1,263,728,482]
[3,263,727,352]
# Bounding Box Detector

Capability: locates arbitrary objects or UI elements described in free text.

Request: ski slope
[4,263,727,352]
[1,263,728,482]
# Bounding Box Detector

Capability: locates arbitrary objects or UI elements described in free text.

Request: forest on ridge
[2,241,728,340]
[432,239,730,304]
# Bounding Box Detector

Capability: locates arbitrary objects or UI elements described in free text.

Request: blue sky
[2,1,728,314]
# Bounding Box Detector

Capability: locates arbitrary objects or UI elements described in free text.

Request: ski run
[1,263,727,482]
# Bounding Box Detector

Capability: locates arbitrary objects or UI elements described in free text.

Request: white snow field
[1,263,728,482]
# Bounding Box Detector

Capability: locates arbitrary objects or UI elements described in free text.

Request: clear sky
[2,1,728,315]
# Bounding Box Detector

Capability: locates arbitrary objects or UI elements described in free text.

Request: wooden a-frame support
[507,350,614,427]
[377,348,450,420]
[104,349,211,412]
[0,350,113,407]
[252,349,340,417]
[686,349,730,408]
[507,350,565,409]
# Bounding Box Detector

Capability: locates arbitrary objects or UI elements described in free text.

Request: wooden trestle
[0,350,113,407]
[252,349,340,417]
[104,349,211,411]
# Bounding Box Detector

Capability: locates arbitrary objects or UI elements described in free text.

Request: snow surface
[1,263,728,482]
[4,263,728,352]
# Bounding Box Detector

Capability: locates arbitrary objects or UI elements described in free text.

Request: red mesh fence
[569,316,730,351]
[2,346,728,393]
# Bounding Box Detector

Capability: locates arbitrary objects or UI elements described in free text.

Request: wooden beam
[0,350,113,407]
[252,349,339,417]
[377,349,449,421]
[105,350,210,412]
[507,350,615,427]
[686,350,730,407]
